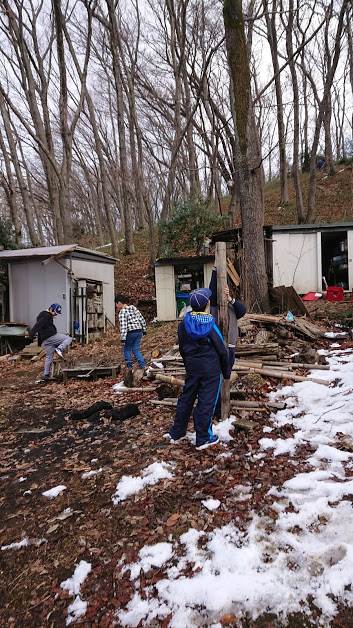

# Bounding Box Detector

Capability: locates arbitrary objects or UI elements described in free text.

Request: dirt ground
[1,318,353,627]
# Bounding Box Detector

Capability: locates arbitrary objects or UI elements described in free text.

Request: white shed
[0,244,116,342]
[271,223,353,293]
[213,222,353,295]
[155,255,214,321]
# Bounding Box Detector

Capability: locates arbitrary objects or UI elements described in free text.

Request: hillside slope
[264,164,353,225]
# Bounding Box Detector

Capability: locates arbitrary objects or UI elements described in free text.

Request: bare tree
[224,0,269,311]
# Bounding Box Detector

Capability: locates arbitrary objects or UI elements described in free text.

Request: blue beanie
[190,288,212,310]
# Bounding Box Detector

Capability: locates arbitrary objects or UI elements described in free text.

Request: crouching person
[29,303,72,383]
[167,288,231,451]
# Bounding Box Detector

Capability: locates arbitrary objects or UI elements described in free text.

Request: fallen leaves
[165,512,181,527]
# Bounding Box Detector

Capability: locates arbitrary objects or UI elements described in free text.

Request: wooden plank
[232,365,330,386]
[216,242,230,420]
[226,258,240,287]
[270,285,308,316]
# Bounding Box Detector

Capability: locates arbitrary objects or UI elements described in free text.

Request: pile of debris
[140,313,335,430]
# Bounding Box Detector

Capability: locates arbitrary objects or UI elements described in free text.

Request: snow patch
[112,462,174,505]
[66,596,88,625]
[127,543,174,580]
[61,560,92,626]
[42,485,66,499]
[213,416,236,442]
[1,538,29,551]
[202,499,221,511]
[117,348,353,626]
[81,468,103,479]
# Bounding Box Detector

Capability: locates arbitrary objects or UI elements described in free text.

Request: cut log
[155,373,184,387]
[116,386,157,393]
[150,399,177,407]
[235,343,279,356]
[233,365,330,386]
[232,418,256,432]
[263,361,330,371]
[255,329,270,345]
[229,399,286,409]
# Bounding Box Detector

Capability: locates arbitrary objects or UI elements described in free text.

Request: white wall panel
[272,232,319,293]
[155,265,176,320]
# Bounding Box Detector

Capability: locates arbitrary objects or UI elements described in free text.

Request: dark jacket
[209,268,246,319]
[178,312,231,379]
[30,311,57,346]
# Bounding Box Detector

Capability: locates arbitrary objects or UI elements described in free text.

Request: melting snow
[127,543,174,580]
[42,485,67,499]
[61,560,92,625]
[112,462,174,505]
[1,538,29,551]
[117,349,353,626]
[81,468,103,479]
[202,499,221,511]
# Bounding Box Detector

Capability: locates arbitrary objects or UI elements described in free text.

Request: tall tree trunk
[263,0,288,205]
[223,0,269,312]
[285,0,305,222]
[0,128,22,246]
[323,92,335,175]
[347,11,353,146]
[0,97,41,245]
[305,0,348,222]
[106,0,135,255]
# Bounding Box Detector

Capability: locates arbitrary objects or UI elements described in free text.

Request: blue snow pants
[170,365,222,448]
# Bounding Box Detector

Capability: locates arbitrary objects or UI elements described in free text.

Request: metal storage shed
[0,244,116,342]
[213,222,353,295]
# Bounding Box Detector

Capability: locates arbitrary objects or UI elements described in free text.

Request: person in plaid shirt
[115,295,147,368]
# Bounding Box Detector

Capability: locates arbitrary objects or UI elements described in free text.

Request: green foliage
[0,217,17,250]
[160,199,224,256]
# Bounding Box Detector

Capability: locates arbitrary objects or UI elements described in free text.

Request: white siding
[9,260,68,332]
[348,231,353,291]
[70,258,115,325]
[203,262,214,289]
[272,232,319,293]
[155,265,176,321]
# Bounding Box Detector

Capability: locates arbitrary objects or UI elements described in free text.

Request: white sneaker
[164,433,187,444]
[195,435,220,451]
[55,348,64,360]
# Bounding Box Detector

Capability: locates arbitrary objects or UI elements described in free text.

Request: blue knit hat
[189,288,212,310]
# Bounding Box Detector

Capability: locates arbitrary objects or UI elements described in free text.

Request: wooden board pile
[146,314,333,419]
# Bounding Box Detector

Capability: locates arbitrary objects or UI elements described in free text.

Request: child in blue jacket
[209,266,246,369]
[167,288,231,451]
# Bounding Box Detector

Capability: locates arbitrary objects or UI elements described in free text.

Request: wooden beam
[215,242,230,419]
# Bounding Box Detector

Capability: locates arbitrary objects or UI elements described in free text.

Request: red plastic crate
[326,286,345,302]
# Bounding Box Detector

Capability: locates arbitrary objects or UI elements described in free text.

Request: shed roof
[0,244,116,264]
[155,255,214,266]
[212,222,353,242]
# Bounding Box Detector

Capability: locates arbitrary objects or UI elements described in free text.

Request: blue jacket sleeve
[209,326,231,379]
[232,299,246,319]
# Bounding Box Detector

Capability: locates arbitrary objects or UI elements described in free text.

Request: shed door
[155,266,176,321]
[321,230,348,289]
[9,260,68,331]
[348,231,353,291]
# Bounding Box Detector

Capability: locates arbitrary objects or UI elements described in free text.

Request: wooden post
[215,242,230,419]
